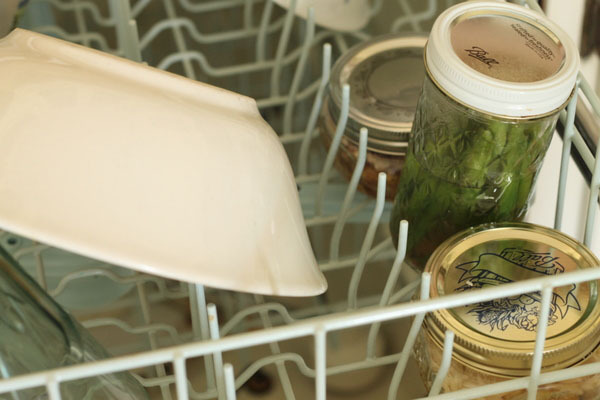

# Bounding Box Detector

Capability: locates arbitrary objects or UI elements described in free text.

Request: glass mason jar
[390,1,580,270]
[0,245,148,399]
[320,34,426,201]
[415,222,600,399]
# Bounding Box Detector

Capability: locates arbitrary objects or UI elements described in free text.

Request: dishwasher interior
[4,0,600,399]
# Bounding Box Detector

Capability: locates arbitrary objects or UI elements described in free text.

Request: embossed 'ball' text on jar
[415,222,600,400]
[389,1,580,270]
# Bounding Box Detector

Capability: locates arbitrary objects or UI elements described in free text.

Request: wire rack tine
[297,43,331,175]
[314,328,327,400]
[46,376,61,400]
[174,352,189,400]
[283,7,315,134]
[584,130,600,247]
[554,81,579,230]
[380,221,409,306]
[576,64,600,246]
[429,330,455,396]
[114,0,142,62]
[329,128,369,261]
[256,0,274,61]
[388,272,431,400]
[224,364,237,400]
[73,0,90,48]
[136,281,172,400]
[162,0,195,79]
[367,219,408,357]
[315,84,350,216]
[347,173,387,310]
[188,283,201,339]
[253,295,296,400]
[110,0,132,58]
[208,304,226,400]
[527,286,553,400]
[194,285,216,392]
[243,0,253,29]
[34,249,48,290]
[270,0,296,97]
[127,19,143,62]
[131,0,151,18]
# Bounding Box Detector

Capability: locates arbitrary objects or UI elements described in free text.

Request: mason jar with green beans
[390,1,580,270]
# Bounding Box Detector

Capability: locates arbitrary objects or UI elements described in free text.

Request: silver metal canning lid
[328,33,427,155]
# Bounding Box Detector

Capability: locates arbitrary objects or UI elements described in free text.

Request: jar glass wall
[320,34,425,201]
[0,245,148,399]
[390,75,560,270]
[319,98,406,200]
[413,327,600,400]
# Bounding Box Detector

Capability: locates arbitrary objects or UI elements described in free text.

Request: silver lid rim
[328,33,427,151]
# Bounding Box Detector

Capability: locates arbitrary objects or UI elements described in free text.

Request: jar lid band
[424,222,600,377]
[426,2,579,117]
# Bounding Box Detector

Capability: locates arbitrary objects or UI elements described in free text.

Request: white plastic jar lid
[426,1,580,118]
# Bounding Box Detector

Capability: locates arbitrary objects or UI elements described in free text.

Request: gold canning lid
[423,222,600,377]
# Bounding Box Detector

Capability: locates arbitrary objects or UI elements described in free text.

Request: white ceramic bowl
[0,29,327,297]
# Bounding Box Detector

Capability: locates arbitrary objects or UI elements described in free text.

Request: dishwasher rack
[4,0,600,399]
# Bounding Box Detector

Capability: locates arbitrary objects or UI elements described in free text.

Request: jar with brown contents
[415,222,600,399]
[319,34,426,201]
[319,98,405,199]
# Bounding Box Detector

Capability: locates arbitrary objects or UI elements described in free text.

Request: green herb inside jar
[389,0,579,271]
[390,76,558,269]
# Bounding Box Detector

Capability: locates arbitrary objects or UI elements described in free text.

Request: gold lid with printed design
[424,222,600,377]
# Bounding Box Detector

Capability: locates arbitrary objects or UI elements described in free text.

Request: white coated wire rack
[4,0,600,399]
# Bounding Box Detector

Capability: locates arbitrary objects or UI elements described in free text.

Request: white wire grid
[3,0,600,399]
